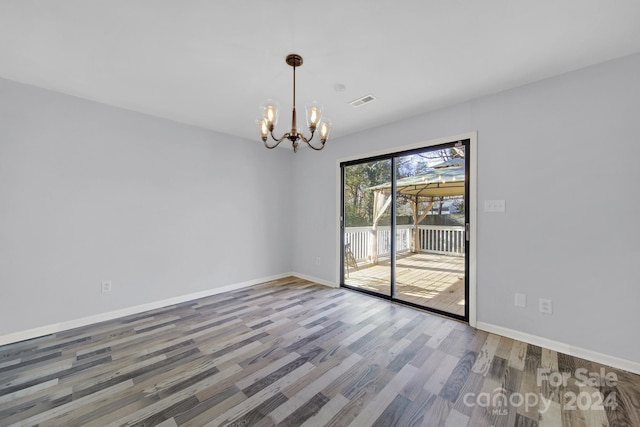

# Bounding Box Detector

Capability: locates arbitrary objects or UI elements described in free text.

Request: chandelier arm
[304,139,326,151]
[297,130,313,144]
[299,131,326,151]
[263,132,291,149]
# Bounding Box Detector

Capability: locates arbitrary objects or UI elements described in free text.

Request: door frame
[335,132,477,326]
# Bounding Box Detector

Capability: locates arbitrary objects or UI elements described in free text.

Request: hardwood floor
[1,277,639,426]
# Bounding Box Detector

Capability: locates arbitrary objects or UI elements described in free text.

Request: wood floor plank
[451,372,485,417]
[268,352,361,424]
[371,393,412,427]
[390,388,434,425]
[0,377,59,406]
[349,363,419,425]
[275,392,329,427]
[301,393,349,427]
[424,354,460,395]
[426,319,458,349]
[0,277,639,426]
[421,395,454,426]
[472,333,501,376]
[399,349,447,403]
[509,340,529,371]
[445,408,471,427]
[440,350,478,403]
[9,379,134,426]
[205,363,316,426]
[101,364,242,427]
[177,387,245,427]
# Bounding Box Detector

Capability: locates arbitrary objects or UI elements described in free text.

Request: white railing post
[417,225,465,256]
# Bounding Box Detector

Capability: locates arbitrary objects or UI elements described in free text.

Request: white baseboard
[476,321,640,375]
[0,272,292,347]
[292,272,337,288]
[14,277,634,376]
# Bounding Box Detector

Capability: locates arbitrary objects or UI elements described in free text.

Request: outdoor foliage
[344,160,391,226]
[344,148,464,227]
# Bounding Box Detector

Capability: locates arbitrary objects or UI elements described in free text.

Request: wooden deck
[344,252,465,316]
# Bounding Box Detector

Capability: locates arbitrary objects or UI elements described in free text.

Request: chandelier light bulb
[258,118,270,141]
[319,120,331,143]
[306,102,323,131]
[262,102,278,129]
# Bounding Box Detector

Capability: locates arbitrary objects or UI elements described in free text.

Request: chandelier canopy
[258,54,330,152]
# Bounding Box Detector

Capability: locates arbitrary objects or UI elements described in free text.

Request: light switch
[484,199,506,212]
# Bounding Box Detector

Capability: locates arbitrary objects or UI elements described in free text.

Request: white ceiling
[2,1,640,143]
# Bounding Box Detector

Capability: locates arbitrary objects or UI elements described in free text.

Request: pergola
[366,160,466,263]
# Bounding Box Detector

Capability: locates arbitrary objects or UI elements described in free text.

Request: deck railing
[417,225,465,256]
[344,225,465,261]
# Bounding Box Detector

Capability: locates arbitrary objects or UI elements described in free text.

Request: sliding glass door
[341,140,469,320]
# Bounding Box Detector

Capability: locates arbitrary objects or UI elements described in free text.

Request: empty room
[1,1,640,426]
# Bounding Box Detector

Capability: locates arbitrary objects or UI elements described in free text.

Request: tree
[452,197,465,214]
[415,146,464,164]
[344,161,391,226]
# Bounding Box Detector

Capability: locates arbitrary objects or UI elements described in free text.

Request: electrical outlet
[315,257,321,265]
[539,298,553,314]
[515,293,526,308]
[484,199,506,212]
[101,281,112,293]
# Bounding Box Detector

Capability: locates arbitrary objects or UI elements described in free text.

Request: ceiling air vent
[349,94,376,107]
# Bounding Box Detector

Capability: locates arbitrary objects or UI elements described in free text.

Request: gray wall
[291,53,640,363]
[0,78,293,336]
[2,53,638,364]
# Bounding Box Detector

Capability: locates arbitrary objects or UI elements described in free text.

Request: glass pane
[343,159,392,295]
[394,147,466,316]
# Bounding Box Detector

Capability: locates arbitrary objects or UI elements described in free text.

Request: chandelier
[258,54,330,152]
